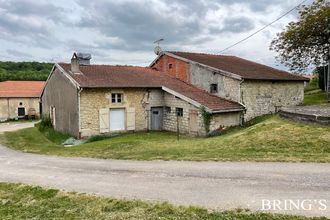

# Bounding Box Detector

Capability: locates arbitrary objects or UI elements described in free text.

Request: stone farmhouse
[41,52,307,138]
[150,51,308,121]
[0,81,45,121]
[41,53,244,138]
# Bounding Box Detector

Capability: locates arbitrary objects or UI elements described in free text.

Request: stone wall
[241,80,305,121]
[0,97,40,121]
[79,88,148,137]
[163,92,206,135]
[189,63,241,102]
[210,112,241,131]
[42,67,79,137]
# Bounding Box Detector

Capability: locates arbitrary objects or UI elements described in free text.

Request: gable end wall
[41,67,79,137]
[151,54,190,82]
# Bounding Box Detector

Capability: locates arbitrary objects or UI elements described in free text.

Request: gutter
[211,108,244,114]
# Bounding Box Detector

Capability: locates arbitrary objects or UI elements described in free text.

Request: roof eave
[211,108,244,113]
[243,77,309,82]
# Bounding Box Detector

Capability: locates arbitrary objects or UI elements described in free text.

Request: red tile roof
[0,81,45,98]
[168,51,309,81]
[58,63,243,112]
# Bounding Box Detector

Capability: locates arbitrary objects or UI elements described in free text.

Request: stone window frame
[176,107,183,117]
[168,63,173,69]
[111,93,123,103]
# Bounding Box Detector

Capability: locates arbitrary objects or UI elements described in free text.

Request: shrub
[200,106,211,133]
[37,114,52,131]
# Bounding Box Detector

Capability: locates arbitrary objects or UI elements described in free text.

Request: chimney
[71,53,80,73]
[71,52,92,73]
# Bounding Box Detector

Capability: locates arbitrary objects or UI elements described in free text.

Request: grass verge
[0,182,326,220]
[304,90,329,105]
[0,115,329,162]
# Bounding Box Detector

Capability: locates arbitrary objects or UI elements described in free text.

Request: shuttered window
[126,107,135,131]
[99,108,109,133]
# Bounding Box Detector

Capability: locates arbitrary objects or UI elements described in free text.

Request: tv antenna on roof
[153,38,164,55]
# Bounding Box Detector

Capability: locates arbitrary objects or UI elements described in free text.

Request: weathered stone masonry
[79,88,148,137]
[241,81,304,121]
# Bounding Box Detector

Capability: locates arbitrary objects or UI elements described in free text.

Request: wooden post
[176,114,179,141]
[327,51,330,101]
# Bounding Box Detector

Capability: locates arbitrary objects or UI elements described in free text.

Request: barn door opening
[110,108,125,131]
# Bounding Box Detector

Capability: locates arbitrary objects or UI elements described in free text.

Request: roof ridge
[59,62,151,68]
[167,51,235,57]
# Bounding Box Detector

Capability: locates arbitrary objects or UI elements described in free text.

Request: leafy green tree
[270,0,330,72]
[0,61,53,82]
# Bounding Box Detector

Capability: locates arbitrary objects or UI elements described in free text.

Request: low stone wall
[279,106,330,125]
[210,112,241,131]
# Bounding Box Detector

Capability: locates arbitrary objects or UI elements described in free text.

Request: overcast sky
[0,0,312,71]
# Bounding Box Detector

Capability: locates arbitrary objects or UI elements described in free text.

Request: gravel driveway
[0,122,36,134]
[0,144,329,217]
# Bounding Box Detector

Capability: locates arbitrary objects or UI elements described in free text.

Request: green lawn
[0,115,329,162]
[0,182,326,220]
[304,90,329,105]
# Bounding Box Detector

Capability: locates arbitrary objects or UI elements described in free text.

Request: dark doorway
[150,107,163,130]
[18,107,25,117]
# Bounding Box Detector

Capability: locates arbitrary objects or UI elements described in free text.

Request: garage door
[110,109,125,131]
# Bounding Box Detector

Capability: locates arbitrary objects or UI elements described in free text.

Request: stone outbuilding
[150,51,309,121]
[41,53,244,138]
[0,81,45,121]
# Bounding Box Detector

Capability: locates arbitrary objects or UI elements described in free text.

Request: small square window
[176,107,183,117]
[165,106,171,113]
[111,93,123,103]
[168,63,173,69]
[210,84,218,93]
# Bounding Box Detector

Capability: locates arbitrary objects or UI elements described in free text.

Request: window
[165,106,171,113]
[168,63,173,69]
[19,102,23,106]
[111,93,123,103]
[176,107,183,117]
[210,83,218,93]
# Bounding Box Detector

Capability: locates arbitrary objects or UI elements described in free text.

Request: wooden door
[189,109,198,134]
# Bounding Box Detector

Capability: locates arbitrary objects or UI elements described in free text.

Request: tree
[270,0,330,72]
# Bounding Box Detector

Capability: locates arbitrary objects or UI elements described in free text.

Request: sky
[0,0,312,71]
